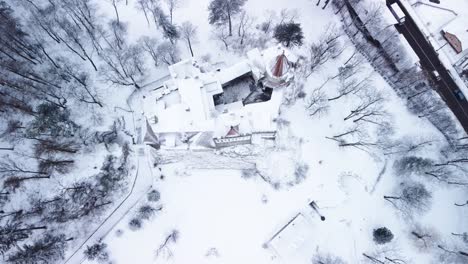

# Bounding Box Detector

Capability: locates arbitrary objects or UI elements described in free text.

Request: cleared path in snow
[63,146,156,264]
[64,81,158,264]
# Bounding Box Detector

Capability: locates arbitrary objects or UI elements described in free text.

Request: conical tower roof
[271,51,290,78]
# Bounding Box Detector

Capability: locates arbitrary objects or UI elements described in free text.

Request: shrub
[241,169,256,179]
[147,189,161,202]
[294,162,309,183]
[84,242,109,262]
[128,218,142,231]
[393,156,433,176]
[373,227,394,244]
[138,204,156,220]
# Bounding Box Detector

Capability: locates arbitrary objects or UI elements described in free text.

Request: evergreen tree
[273,22,304,47]
[84,242,109,262]
[373,227,394,244]
[27,103,78,137]
[208,0,247,36]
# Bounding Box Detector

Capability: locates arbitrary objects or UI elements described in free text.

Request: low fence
[252,131,277,139]
[213,135,252,148]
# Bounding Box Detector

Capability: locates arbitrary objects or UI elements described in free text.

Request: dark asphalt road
[387,0,468,135]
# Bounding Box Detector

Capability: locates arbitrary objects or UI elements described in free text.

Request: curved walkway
[63,146,155,264]
[64,87,157,264]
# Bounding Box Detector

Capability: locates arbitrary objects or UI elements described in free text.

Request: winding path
[63,87,157,264]
[63,147,155,264]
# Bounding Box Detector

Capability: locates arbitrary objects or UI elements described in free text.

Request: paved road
[387,0,468,134]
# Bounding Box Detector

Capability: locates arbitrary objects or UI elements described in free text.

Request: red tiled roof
[226,125,240,137]
[443,31,463,54]
[272,52,287,77]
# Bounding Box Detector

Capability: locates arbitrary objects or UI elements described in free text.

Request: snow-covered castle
[143,45,298,149]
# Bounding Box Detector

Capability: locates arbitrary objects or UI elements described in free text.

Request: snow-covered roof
[147,46,292,138]
[216,61,252,85]
[168,58,202,79]
[268,213,315,262]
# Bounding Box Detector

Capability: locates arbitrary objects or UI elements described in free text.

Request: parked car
[432,70,441,81]
[454,89,466,101]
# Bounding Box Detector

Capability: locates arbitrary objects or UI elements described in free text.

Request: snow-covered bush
[312,252,347,264]
[401,183,432,212]
[393,156,433,177]
[384,182,432,214]
[147,189,161,202]
[373,227,394,245]
[294,162,309,183]
[241,169,256,179]
[138,204,157,220]
[84,242,109,262]
[129,218,143,231]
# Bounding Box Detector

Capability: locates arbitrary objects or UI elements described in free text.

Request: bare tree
[306,24,344,75]
[135,0,153,26]
[157,41,181,65]
[180,21,197,57]
[62,63,103,107]
[3,175,50,192]
[326,125,377,153]
[328,74,372,101]
[52,15,99,71]
[306,81,330,116]
[236,11,253,47]
[408,223,440,252]
[101,42,146,89]
[437,244,468,264]
[0,222,47,256]
[344,90,386,125]
[259,10,276,34]
[7,233,70,263]
[278,8,299,24]
[0,157,48,177]
[362,244,409,264]
[212,27,231,50]
[383,137,434,156]
[208,0,247,36]
[107,0,124,23]
[164,0,181,24]
[139,36,160,67]
[155,230,180,259]
[384,182,432,215]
